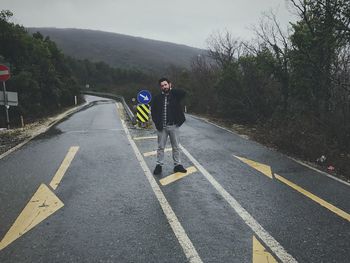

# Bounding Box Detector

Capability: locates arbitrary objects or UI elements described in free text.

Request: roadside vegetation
[166,1,350,178]
[0,10,154,127]
[1,1,349,179]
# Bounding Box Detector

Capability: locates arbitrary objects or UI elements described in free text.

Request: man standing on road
[151,77,187,175]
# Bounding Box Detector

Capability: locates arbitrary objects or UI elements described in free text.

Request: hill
[26,28,205,73]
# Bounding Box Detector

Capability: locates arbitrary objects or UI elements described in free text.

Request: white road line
[289,157,350,187]
[0,103,88,161]
[65,128,124,134]
[118,106,203,263]
[189,114,350,187]
[189,114,247,139]
[180,145,298,263]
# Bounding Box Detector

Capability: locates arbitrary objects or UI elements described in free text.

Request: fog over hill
[27,28,206,73]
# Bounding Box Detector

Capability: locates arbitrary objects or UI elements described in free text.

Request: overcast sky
[2,0,297,48]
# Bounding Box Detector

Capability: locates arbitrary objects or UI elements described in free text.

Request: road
[0,95,349,262]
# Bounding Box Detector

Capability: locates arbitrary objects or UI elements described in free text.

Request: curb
[0,102,89,160]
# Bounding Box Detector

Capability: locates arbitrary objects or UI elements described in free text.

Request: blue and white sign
[137,90,152,104]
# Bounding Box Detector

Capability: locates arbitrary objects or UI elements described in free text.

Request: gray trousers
[156,125,181,166]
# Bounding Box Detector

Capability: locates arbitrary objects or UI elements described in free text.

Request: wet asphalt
[0,95,349,262]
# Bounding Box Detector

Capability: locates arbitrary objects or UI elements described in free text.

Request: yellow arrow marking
[275,174,350,222]
[253,236,278,263]
[143,148,172,157]
[234,155,273,179]
[133,136,157,140]
[160,166,197,186]
[49,146,79,190]
[0,184,64,251]
[234,155,350,222]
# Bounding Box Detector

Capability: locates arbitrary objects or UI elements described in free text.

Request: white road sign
[0,91,18,106]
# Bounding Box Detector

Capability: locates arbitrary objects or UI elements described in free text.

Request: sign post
[0,64,11,129]
[136,90,152,128]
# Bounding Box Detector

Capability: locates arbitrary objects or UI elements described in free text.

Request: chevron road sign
[136,104,150,123]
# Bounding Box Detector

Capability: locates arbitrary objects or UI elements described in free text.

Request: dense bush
[0,10,154,126]
[165,1,350,176]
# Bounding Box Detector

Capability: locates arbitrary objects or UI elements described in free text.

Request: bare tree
[189,54,219,113]
[206,30,242,69]
[253,10,291,110]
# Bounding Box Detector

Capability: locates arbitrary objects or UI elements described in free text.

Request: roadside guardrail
[81,90,136,124]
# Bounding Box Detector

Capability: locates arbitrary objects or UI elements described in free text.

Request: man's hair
[158,77,170,85]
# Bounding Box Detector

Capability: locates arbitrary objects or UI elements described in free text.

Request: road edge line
[188,114,350,187]
[0,102,88,161]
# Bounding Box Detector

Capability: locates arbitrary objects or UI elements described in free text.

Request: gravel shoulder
[0,104,86,158]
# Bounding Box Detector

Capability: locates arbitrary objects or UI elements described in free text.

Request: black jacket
[151,89,186,131]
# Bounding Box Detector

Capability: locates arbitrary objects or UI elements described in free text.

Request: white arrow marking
[139,94,149,101]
